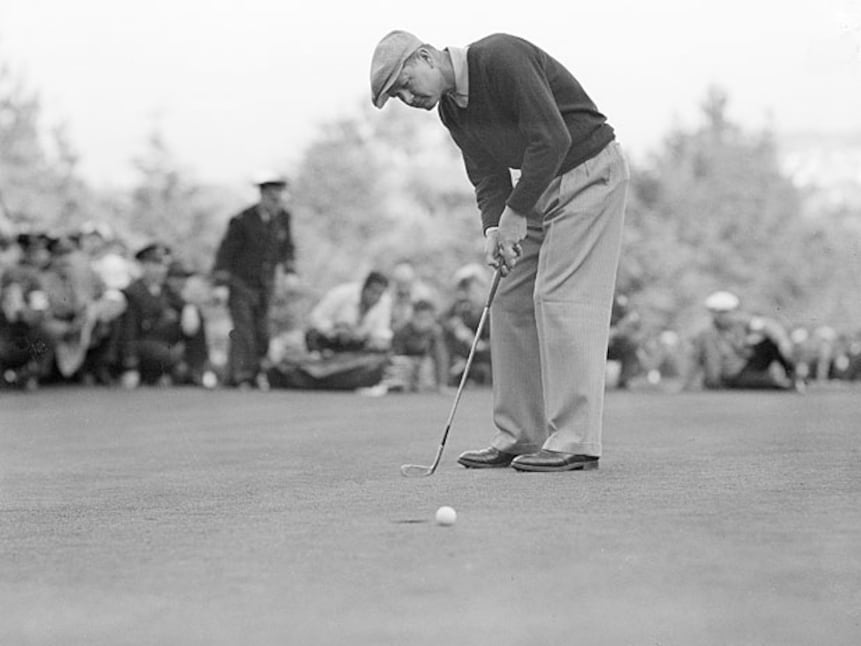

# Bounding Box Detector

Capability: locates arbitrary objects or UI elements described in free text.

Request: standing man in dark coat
[371,31,629,472]
[213,174,296,388]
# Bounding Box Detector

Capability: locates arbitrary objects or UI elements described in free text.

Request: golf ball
[435,506,457,526]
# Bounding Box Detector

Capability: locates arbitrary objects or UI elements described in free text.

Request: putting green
[1,385,859,645]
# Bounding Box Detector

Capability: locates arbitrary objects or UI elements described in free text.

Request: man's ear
[415,46,435,68]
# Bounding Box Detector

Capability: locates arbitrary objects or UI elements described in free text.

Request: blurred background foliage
[1,60,858,339]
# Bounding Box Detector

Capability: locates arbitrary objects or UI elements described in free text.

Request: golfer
[371,31,629,472]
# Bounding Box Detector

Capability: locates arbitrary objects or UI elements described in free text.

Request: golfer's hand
[485,207,526,276]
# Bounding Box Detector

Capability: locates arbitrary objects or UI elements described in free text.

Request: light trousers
[489,141,629,457]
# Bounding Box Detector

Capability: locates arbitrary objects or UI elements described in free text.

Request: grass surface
[1,384,860,645]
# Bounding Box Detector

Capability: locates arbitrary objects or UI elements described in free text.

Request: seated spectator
[117,244,209,387]
[305,270,392,354]
[441,264,492,386]
[164,260,217,387]
[838,330,861,381]
[685,290,800,391]
[810,326,839,382]
[389,260,437,331]
[266,272,392,391]
[1,237,52,389]
[651,329,685,383]
[38,235,124,384]
[37,235,97,381]
[91,237,137,294]
[606,293,643,389]
[363,299,449,395]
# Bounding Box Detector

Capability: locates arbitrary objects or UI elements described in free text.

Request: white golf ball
[435,506,457,526]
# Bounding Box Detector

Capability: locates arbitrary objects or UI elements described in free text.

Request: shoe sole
[511,460,599,473]
[457,458,515,469]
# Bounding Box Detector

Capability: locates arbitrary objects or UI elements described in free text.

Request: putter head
[400,463,434,478]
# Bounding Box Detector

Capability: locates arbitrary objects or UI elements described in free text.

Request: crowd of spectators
[0,226,216,391]
[0,228,494,393]
[605,290,861,392]
[3,225,860,395]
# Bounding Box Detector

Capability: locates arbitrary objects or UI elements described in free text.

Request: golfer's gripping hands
[485,206,527,275]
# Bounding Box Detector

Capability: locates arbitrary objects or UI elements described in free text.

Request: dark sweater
[438,34,615,232]
[212,205,295,291]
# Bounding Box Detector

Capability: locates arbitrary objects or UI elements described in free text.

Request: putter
[400,268,502,477]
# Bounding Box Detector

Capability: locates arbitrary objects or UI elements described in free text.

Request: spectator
[606,293,642,389]
[389,260,437,331]
[838,330,861,381]
[441,264,492,386]
[0,235,52,389]
[165,259,216,387]
[17,232,53,273]
[648,329,685,384]
[686,290,800,391]
[810,326,839,382]
[91,238,137,294]
[364,299,449,395]
[118,244,208,387]
[305,271,392,354]
[38,235,108,382]
[212,172,297,389]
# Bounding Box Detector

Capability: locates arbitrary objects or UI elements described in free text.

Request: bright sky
[1,0,859,188]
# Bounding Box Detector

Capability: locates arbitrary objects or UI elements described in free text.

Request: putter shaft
[400,269,502,477]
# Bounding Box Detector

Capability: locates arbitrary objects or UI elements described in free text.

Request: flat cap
[370,30,423,108]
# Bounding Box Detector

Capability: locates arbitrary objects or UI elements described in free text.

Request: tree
[124,128,236,271]
[620,86,813,334]
[289,103,483,292]
[0,61,94,233]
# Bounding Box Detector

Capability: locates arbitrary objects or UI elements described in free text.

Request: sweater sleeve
[212,216,243,284]
[486,43,571,215]
[448,127,513,233]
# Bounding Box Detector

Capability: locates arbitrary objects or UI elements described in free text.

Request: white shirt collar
[445,46,470,108]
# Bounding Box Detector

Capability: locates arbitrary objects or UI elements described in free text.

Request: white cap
[704,290,740,312]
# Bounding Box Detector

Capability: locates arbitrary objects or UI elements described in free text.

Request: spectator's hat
[134,243,169,263]
[704,290,740,312]
[370,30,423,108]
[253,171,288,189]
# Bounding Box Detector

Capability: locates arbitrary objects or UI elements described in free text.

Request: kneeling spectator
[305,271,392,354]
[686,290,799,391]
[383,299,449,393]
[1,243,53,389]
[118,244,209,387]
[442,265,492,386]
